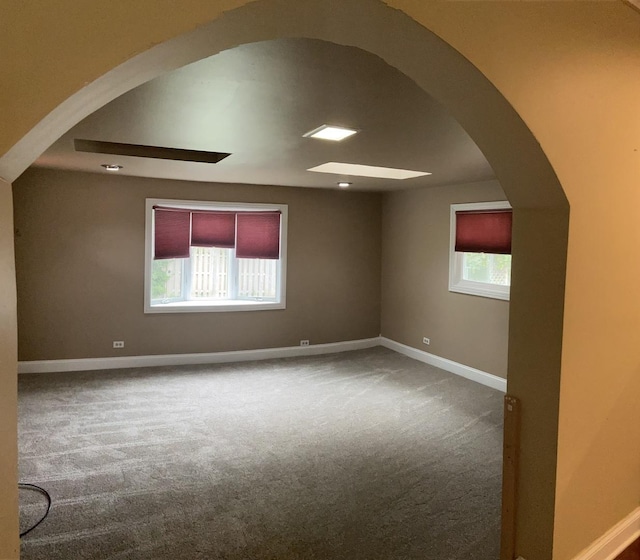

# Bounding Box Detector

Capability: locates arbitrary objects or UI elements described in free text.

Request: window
[449,201,512,301]
[145,199,287,313]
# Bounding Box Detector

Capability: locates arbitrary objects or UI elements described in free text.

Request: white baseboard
[17,337,380,374]
[19,336,507,394]
[572,507,640,560]
[379,337,507,392]
[17,336,638,559]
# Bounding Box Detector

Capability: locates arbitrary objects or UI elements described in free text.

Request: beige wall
[0,179,19,559]
[0,1,250,165]
[1,2,639,560]
[381,180,509,378]
[0,3,568,560]
[13,168,381,361]
[385,4,640,559]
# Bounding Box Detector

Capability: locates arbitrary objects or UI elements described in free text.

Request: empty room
[14,38,511,559]
[5,3,640,560]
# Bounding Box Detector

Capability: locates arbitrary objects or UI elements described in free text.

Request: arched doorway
[0,1,568,558]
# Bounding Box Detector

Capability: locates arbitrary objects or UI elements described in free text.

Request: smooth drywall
[0,179,18,559]
[0,3,570,560]
[8,2,638,560]
[385,2,640,559]
[0,1,250,166]
[381,180,509,378]
[13,168,381,361]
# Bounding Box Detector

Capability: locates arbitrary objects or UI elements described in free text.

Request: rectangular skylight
[307,162,431,180]
[303,125,358,142]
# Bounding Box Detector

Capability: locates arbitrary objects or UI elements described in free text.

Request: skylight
[307,162,431,180]
[303,125,358,142]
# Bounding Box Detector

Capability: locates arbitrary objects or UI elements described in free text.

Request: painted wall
[13,168,381,361]
[0,179,18,558]
[1,2,639,560]
[387,2,640,559]
[0,1,252,165]
[381,180,509,378]
[0,4,568,560]
[14,169,509,375]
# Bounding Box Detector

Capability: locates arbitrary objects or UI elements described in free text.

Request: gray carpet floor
[18,347,503,559]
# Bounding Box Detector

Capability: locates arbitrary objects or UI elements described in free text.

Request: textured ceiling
[34,38,494,192]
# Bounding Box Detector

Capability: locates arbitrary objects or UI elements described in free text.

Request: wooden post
[500,394,521,560]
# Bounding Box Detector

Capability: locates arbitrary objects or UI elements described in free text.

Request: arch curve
[1,1,568,558]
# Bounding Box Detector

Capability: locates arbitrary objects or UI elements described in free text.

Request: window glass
[449,201,511,301]
[237,258,278,300]
[190,247,230,300]
[145,199,287,313]
[462,253,511,286]
[151,258,184,302]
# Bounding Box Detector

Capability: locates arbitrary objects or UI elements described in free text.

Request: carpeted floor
[18,347,503,559]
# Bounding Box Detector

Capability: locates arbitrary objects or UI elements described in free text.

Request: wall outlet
[113,341,125,349]
[422,337,430,345]
[300,340,310,346]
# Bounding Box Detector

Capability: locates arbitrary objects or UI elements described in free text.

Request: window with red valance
[449,201,512,301]
[146,199,287,313]
[153,207,281,260]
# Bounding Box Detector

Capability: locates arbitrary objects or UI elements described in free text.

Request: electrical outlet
[300,340,310,346]
[422,337,430,345]
[113,341,125,349]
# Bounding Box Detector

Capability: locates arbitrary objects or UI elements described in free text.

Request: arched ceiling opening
[0,1,569,558]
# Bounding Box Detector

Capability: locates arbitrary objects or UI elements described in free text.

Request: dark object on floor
[19,483,51,537]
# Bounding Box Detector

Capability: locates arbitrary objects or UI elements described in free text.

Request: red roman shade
[153,206,282,260]
[154,208,191,259]
[455,209,512,254]
[191,211,236,248]
[236,212,281,259]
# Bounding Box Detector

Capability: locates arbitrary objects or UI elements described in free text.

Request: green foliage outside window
[151,259,182,300]
[463,253,511,285]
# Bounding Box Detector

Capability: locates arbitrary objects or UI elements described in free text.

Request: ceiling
[34,38,495,192]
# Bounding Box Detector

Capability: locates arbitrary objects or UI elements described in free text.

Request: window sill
[145,300,285,313]
[449,280,510,301]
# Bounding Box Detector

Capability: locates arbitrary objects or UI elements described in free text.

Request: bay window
[145,199,287,313]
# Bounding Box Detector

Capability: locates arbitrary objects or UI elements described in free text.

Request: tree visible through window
[462,253,511,286]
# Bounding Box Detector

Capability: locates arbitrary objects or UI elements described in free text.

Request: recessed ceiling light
[101,164,123,171]
[303,125,358,142]
[308,162,431,180]
[337,182,352,188]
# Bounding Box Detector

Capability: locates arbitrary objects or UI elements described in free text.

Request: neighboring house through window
[449,201,512,301]
[145,198,287,313]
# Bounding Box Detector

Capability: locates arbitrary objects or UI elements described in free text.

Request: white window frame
[144,198,288,313]
[449,201,511,301]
